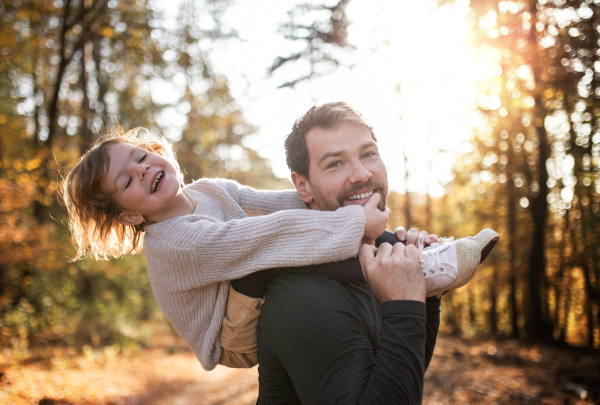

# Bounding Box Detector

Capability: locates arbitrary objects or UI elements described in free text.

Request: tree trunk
[583,261,595,348]
[79,37,93,154]
[490,270,497,337]
[526,95,552,342]
[93,35,108,131]
[508,182,520,339]
[403,144,411,229]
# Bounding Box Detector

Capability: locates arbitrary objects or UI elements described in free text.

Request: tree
[0,0,284,353]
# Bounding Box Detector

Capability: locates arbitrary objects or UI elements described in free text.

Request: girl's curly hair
[62,128,183,261]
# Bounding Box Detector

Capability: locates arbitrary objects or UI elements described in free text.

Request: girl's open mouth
[151,171,164,193]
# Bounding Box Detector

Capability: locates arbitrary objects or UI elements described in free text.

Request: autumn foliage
[1,0,600,403]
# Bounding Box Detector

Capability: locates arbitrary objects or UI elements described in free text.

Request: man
[255,102,443,404]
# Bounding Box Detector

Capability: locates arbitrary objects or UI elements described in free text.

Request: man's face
[292,122,388,212]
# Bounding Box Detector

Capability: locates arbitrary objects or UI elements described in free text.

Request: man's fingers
[417,231,429,247]
[406,228,419,246]
[359,244,376,261]
[364,244,378,255]
[395,226,407,242]
[404,244,419,260]
[391,241,406,255]
[358,244,376,283]
[376,242,393,257]
[425,234,439,245]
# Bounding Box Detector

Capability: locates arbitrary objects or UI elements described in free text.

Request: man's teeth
[347,190,374,200]
[152,172,163,193]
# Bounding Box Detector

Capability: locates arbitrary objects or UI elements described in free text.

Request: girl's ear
[291,172,314,204]
[118,212,145,226]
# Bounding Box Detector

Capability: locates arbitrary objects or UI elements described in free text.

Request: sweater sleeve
[234,182,308,216]
[144,205,366,289]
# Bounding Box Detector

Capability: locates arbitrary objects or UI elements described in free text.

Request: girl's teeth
[152,172,163,192]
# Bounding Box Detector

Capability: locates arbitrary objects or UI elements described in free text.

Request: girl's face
[102,142,183,224]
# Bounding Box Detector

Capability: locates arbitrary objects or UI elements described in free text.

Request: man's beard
[314,179,388,212]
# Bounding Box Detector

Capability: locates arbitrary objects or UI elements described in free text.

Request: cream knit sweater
[143,179,366,370]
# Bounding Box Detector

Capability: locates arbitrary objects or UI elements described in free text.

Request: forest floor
[1,333,599,405]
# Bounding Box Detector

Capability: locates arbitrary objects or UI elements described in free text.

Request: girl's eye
[139,153,147,163]
[125,177,132,189]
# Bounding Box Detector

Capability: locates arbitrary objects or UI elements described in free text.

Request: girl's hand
[363,193,390,240]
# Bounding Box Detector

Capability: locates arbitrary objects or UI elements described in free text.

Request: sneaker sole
[473,228,500,264]
[427,228,500,297]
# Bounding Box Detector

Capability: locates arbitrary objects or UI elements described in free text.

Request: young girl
[63,128,498,371]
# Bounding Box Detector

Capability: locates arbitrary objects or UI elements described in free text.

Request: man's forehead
[306,124,376,161]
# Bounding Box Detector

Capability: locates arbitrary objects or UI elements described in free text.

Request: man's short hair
[284,102,377,178]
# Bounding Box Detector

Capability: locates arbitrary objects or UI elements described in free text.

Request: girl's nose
[138,165,150,180]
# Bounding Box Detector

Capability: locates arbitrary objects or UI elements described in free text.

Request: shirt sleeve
[357,301,427,405]
[424,296,441,371]
[144,205,366,288]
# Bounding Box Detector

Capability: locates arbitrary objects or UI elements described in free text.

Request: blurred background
[1,0,599,403]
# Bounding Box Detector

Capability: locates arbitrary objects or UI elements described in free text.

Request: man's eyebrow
[318,151,344,166]
[317,140,378,166]
[112,147,137,190]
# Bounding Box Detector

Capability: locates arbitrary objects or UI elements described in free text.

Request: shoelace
[418,237,454,276]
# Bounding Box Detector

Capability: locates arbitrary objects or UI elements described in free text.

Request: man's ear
[291,171,314,204]
[118,212,145,226]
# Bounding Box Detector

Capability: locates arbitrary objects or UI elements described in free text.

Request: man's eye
[125,177,131,189]
[364,152,377,158]
[327,161,341,168]
[139,153,147,163]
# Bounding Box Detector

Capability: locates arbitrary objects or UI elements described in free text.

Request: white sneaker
[421,228,500,297]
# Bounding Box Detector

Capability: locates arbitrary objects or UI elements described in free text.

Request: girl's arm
[231,180,308,216]
[144,204,366,288]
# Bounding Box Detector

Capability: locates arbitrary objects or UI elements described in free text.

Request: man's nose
[349,162,372,183]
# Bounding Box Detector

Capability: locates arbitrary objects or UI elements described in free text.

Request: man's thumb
[366,193,380,209]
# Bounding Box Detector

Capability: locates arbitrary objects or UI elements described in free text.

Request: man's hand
[363,193,390,241]
[359,242,426,304]
[395,226,438,247]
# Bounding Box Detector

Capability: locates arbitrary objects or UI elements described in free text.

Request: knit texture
[143,178,366,370]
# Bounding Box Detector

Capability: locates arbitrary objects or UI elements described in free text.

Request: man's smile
[336,178,387,210]
[346,190,374,201]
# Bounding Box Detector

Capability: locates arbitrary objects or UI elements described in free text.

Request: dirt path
[2,336,598,404]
